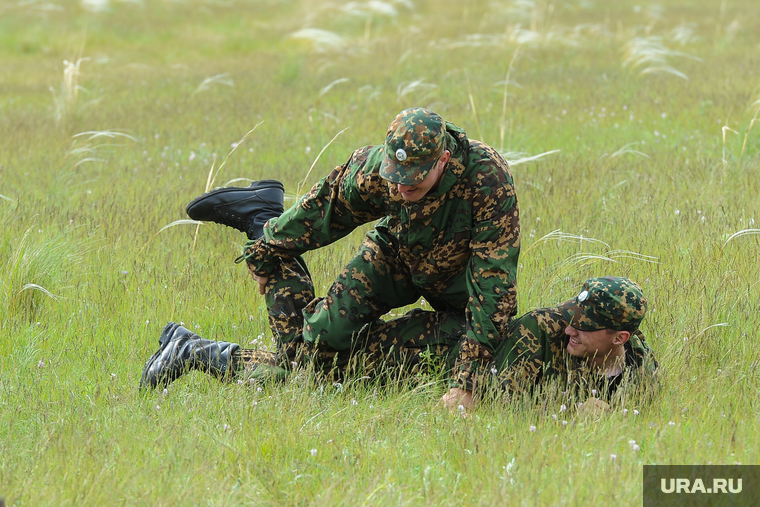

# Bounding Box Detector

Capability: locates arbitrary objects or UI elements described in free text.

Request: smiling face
[396,150,450,202]
[565,326,625,360]
[565,324,633,375]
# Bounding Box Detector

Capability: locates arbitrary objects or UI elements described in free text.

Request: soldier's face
[565,325,617,359]
[397,150,450,202]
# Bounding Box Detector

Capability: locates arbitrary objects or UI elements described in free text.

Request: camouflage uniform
[489,277,658,398]
[237,256,465,379]
[241,108,520,388]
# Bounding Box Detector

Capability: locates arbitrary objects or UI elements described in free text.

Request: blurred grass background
[1,0,759,505]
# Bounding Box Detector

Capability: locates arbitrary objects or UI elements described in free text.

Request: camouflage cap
[558,277,647,332]
[379,108,446,186]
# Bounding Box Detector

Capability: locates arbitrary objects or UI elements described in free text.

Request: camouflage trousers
[239,235,468,378]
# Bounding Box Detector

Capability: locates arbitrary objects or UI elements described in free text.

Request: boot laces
[217,211,249,231]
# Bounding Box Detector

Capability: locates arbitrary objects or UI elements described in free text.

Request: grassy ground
[1,0,760,505]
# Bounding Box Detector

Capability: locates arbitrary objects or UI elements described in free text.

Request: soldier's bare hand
[577,396,611,418]
[252,275,268,295]
[440,387,473,414]
[246,263,268,294]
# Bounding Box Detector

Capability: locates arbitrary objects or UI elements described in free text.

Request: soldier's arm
[617,329,659,394]
[492,309,555,395]
[443,309,551,409]
[242,146,388,276]
[451,155,520,392]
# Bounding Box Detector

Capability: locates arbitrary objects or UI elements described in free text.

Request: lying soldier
[442,276,658,411]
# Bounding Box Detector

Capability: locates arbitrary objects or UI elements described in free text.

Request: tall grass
[1,225,87,324]
[51,56,90,126]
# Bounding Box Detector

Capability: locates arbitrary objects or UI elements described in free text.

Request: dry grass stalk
[502,149,560,167]
[607,142,650,161]
[297,127,350,197]
[193,74,234,95]
[396,79,438,102]
[140,123,265,255]
[622,36,699,80]
[465,71,484,142]
[290,28,346,53]
[523,229,611,255]
[499,45,522,152]
[319,78,350,98]
[723,229,760,247]
[51,56,90,124]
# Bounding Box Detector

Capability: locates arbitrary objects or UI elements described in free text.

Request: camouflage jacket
[492,304,659,399]
[244,122,520,388]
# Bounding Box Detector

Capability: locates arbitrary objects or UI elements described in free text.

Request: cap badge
[577,290,589,302]
[395,148,407,162]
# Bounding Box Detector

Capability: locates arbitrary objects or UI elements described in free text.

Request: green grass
[1,0,760,505]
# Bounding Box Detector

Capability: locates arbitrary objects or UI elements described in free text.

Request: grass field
[2,0,760,505]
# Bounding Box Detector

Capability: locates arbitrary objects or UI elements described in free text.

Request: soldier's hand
[246,263,268,294]
[252,275,268,295]
[440,387,473,414]
[577,396,611,418]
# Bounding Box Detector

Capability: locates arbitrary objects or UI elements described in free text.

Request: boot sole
[185,180,284,221]
[139,321,180,389]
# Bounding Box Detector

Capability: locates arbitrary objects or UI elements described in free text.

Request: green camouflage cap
[558,277,647,332]
[379,108,446,186]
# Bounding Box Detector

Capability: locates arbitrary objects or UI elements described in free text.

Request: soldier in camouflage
[141,107,520,401]
[245,107,520,399]
[468,276,658,411]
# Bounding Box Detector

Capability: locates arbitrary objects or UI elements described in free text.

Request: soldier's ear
[613,331,630,346]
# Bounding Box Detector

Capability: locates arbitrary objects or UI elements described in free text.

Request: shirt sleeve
[492,307,569,395]
[452,157,521,391]
[242,146,388,276]
[624,329,659,386]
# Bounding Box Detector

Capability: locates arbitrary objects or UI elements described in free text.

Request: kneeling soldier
[140,107,520,393]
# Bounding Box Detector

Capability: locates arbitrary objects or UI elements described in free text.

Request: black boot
[139,322,240,389]
[185,179,284,240]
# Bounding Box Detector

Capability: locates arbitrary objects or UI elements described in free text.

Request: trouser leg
[242,252,364,374]
[254,255,314,366]
[303,230,419,352]
[346,308,466,376]
[225,255,313,381]
[243,229,465,379]
[237,349,279,368]
[238,295,466,380]
[299,228,468,375]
